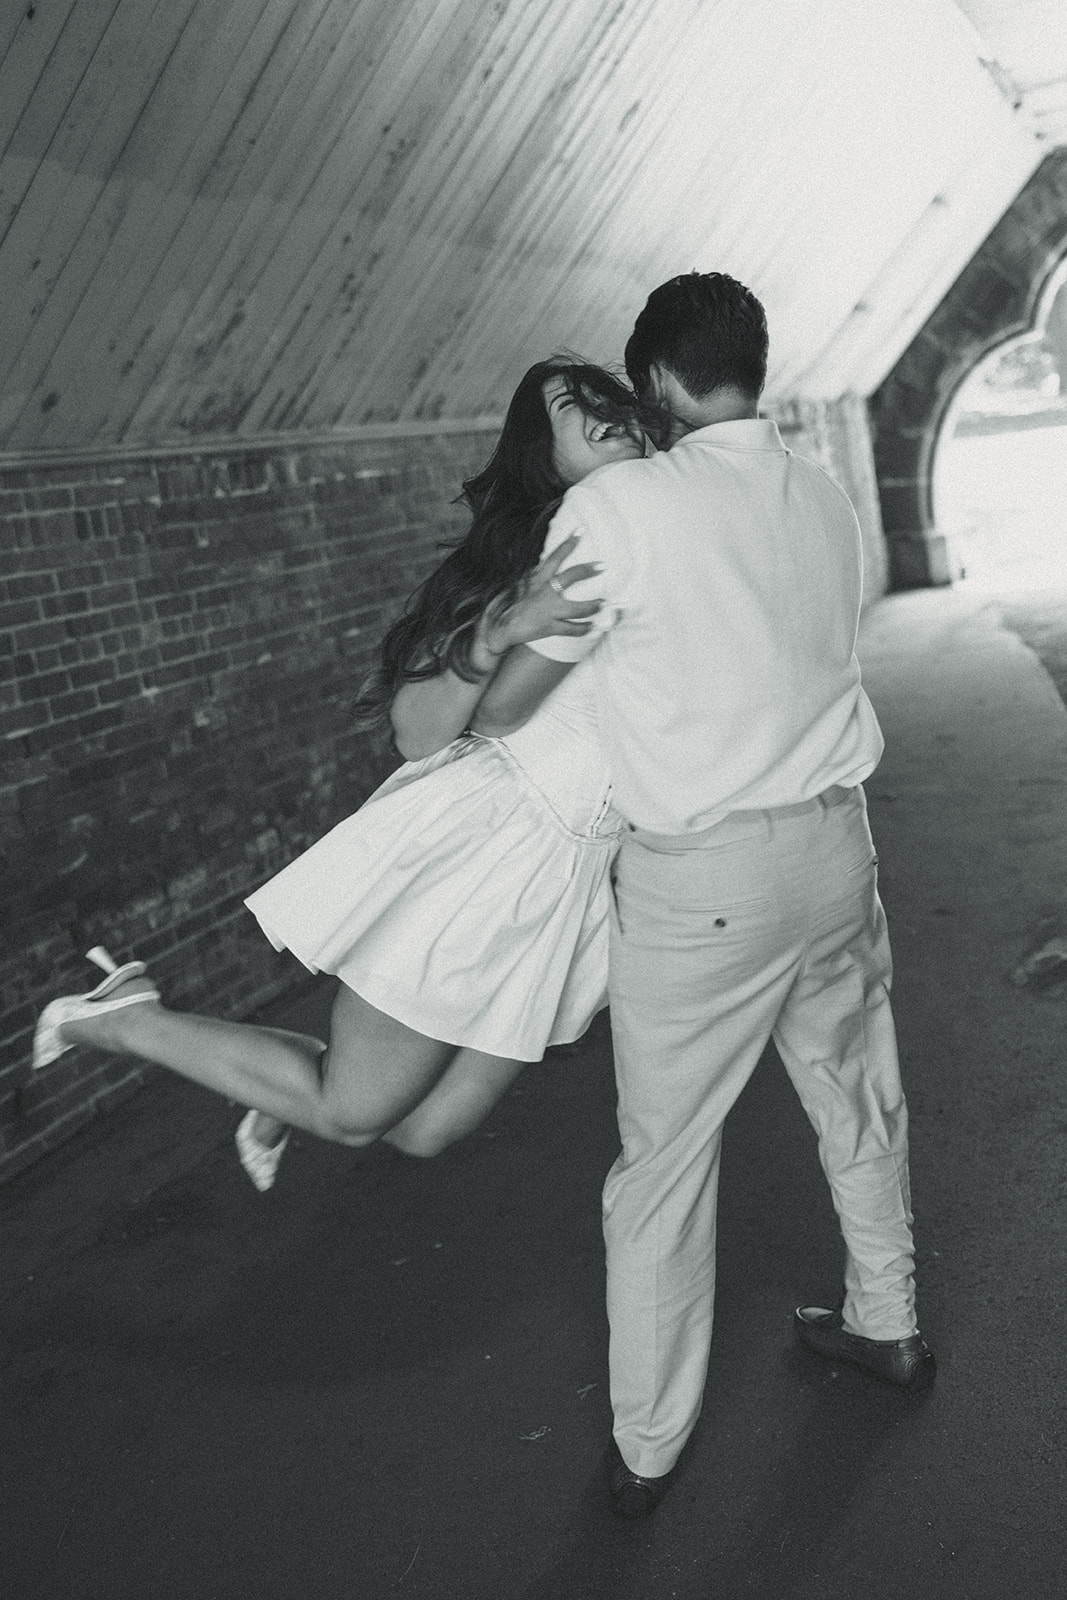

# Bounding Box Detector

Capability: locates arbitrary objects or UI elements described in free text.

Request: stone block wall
[870,148,1067,588]
[0,428,494,1181]
[773,395,889,605]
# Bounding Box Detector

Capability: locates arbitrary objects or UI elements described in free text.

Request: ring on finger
[549,576,566,596]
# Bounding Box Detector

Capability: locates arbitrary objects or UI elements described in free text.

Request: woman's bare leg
[384,1049,526,1157]
[57,976,459,1146]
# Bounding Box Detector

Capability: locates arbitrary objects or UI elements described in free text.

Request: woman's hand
[473,537,602,669]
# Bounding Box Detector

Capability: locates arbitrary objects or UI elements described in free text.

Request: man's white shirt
[527,418,884,833]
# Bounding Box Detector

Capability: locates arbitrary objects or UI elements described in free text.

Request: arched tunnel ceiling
[0,0,1063,453]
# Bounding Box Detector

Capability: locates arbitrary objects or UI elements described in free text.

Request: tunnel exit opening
[869,149,1067,594]
[933,255,1067,594]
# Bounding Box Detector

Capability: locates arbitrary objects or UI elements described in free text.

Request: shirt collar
[681,417,785,452]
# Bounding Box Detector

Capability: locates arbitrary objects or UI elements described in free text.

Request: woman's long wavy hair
[354,359,639,728]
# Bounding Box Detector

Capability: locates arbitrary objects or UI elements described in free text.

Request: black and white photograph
[2,2,1066,1595]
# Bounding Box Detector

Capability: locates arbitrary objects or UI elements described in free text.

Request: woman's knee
[384,1121,455,1159]
[320,1103,458,1153]
[333,1124,381,1149]
[315,1105,383,1147]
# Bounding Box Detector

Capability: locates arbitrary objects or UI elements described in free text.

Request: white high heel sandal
[235,1109,290,1192]
[32,946,160,1070]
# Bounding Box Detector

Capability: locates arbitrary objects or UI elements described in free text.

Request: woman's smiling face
[543,376,645,486]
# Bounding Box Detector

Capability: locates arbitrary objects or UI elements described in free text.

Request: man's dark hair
[624,272,769,402]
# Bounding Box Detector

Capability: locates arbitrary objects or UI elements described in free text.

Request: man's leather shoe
[794,1306,936,1392]
[609,1446,669,1519]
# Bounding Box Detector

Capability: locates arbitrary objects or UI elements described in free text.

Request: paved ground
[4,584,1067,1600]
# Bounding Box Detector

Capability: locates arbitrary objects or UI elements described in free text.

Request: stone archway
[870,147,1067,589]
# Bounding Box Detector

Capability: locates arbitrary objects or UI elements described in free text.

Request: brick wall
[0,427,495,1181]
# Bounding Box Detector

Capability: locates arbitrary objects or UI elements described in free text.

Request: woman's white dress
[244,660,621,1061]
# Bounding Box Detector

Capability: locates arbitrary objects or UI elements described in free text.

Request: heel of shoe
[83,946,148,999]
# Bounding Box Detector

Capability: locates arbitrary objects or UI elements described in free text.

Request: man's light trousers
[604,786,916,1479]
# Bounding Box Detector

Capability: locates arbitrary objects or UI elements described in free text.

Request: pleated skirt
[245,735,621,1061]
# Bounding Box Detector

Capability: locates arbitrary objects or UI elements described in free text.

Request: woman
[33,361,645,1189]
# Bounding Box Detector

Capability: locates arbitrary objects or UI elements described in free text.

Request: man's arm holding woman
[389,536,598,759]
[474,502,624,736]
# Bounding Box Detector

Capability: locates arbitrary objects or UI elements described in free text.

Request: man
[475,272,934,1519]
